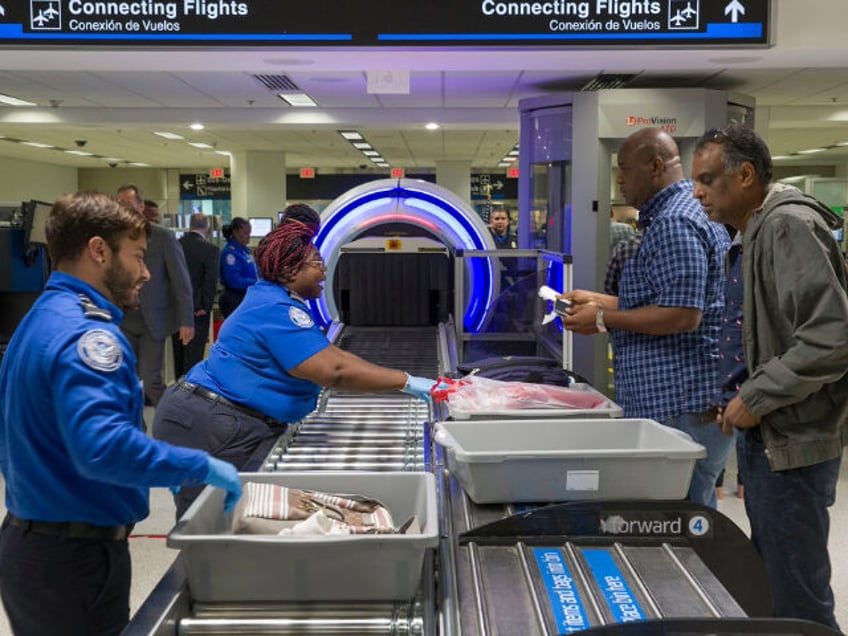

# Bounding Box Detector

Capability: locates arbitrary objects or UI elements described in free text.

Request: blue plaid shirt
[614,180,730,421]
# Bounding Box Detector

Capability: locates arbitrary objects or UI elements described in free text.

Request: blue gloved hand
[204,456,242,513]
[402,374,438,402]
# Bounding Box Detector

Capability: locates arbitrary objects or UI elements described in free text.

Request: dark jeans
[152,383,285,520]
[172,312,211,379]
[0,522,131,636]
[663,411,735,509]
[739,428,841,630]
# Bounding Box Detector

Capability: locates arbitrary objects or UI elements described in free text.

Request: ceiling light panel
[0,93,37,107]
[278,93,318,107]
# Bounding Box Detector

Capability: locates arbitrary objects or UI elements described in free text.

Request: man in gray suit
[117,185,194,406]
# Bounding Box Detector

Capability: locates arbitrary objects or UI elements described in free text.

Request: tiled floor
[0,429,846,634]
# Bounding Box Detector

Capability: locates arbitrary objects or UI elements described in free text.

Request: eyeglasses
[308,260,327,271]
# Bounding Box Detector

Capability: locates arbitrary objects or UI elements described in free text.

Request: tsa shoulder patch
[77,329,123,373]
[225,253,236,265]
[288,306,314,328]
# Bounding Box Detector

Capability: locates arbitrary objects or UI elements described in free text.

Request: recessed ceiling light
[498,162,512,168]
[508,150,520,156]
[189,142,214,149]
[129,162,151,167]
[278,92,317,107]
[501,156,517,163]
[64,150,94,156]
[797,148,827,154]
[102,157,122,162]
[362,150,380,156]
[215,150,232,156]
[425,122,440,130]
[771,155,793,161]
[836,141,848,147]
[352,142,372,149]
[20,141,54,148]
[0,93,37,107]
[154,131,185,140]
[369,156,384,163]
[189,123,205,131]
[340,131,363,140]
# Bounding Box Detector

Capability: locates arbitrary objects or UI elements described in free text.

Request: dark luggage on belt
[454,355,589,387]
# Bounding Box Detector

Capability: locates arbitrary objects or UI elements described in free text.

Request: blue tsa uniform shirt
[220,239,258,291]
[0,272,209,526]
[188,280,329,422]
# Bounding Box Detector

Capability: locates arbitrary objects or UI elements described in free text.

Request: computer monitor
[832,228,844,242]
[248,217,273,238]
[23,200,52,246]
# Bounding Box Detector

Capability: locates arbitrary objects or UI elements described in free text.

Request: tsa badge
[288,306,314,328]
[77,329,123,372]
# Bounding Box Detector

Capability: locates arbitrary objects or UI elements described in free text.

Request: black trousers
[219,287,246,318]
[172,311,212,379]
[0,521,131,636]
[152,383,286,520]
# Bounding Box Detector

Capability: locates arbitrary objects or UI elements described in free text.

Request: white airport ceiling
[1,2,848,172]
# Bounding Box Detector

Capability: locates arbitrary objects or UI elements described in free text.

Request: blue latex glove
[402,374,437,402]
[204,457,242,513]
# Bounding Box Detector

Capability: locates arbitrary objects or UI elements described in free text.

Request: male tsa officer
[0,191,241,636]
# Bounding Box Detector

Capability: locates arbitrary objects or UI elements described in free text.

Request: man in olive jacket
[692,123,848,630]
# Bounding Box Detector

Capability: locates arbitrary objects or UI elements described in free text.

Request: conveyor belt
[133,325,446,636]
[128,323,814,636]
[440,470,773,636]
[263,326,440,473]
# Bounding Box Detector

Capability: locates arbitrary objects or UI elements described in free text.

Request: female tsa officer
[219,216,258,317]
[153,203,438,519]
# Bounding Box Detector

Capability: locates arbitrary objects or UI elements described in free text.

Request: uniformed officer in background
[0,191,242,636]
[153,203,439,519]
[219,216,258,317]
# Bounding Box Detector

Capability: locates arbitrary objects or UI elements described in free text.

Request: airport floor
[0,409,847,634]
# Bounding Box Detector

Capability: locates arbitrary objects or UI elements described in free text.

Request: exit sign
[300,167,316,179]
[507,167,519,179]
[391,167,405,178]
[209,167,225,179]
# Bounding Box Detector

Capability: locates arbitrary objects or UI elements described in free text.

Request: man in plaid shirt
[562,127,732,509]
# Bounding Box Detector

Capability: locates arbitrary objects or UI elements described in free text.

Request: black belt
[178,380,285,428]
[4,512,133,541]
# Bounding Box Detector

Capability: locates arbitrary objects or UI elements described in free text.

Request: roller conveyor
[439,468,777,636]
[126,321,827,636]
[263,326,439,474]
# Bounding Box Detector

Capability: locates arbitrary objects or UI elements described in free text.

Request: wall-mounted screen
[24,200,52,246]
[248,217,274,238]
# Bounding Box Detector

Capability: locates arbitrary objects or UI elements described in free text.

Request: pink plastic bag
[433,375,610,412]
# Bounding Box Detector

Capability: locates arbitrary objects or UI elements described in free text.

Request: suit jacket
[124,223,194,341]
[179,231,220,315]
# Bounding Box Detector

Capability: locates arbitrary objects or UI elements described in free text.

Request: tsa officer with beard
[0,192,242,636]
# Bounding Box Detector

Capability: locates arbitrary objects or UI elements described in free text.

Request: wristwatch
[595,308,607,333]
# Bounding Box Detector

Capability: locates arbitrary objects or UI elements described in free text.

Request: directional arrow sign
[182,180,193,190]
[725,0,745,22]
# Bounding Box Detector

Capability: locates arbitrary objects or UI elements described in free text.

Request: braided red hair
[254,203,320,281]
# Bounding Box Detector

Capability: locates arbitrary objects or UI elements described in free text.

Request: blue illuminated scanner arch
[308,178,497,332]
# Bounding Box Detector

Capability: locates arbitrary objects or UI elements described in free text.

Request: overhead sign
[471,173,518,200]
[180,173,231,199]
[0,0,770,46]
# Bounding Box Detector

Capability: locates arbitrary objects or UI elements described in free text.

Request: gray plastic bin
[167,471,438,602]
[447,382,623,419]
[435,418,706,504]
